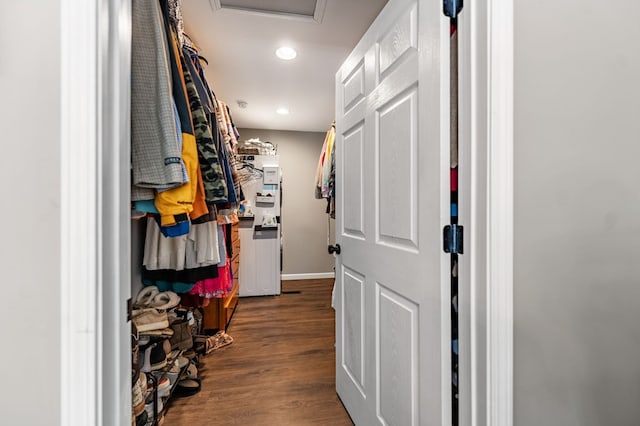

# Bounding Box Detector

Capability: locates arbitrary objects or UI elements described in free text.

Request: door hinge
[443,0,463,18]
[443,224,464,254]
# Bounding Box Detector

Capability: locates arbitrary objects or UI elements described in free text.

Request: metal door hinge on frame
[444,224,464,254]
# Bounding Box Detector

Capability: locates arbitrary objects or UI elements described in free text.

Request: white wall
[0,1,63,424]
[514,1,640,425]
[238,129,335,275]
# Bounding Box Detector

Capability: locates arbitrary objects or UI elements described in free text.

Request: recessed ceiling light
[275,46,297,60]
[276,107,289,115]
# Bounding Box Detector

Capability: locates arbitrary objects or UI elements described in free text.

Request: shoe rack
[132,309,203,426]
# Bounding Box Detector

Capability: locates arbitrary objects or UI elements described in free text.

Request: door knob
[328,244,341,255]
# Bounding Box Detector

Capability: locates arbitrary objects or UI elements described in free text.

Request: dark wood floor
[164,279,354,425]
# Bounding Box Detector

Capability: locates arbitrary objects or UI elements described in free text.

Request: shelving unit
[147,350,190,425]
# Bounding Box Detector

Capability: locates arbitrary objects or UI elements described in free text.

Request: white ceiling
[181,0,388,133]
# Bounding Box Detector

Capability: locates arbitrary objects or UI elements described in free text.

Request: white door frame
[484,1,514,424]
[460,0,514,425]
[58,0,514,425]
[60,0,131,425]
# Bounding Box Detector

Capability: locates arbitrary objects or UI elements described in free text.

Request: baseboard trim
[281,272,335,280]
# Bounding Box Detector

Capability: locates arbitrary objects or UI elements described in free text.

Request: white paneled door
[334,0,449,424]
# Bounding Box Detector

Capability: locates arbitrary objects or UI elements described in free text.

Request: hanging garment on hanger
[185,220,220,269]
[188,225,232,298]
[314,141,328,198]
[214,99,242,203]
[213,124,237,205]
[321,124,335,198]
[185,51,241,205]
[225,103,241,143]
[131,0,184,196]
[142,264,218,286]
[188,260,232,299]
[184,48,215,115]
[327,137,336,218]
[180,46,228,204]
[143,217,220,271]
[143,217,187,271]
[192,53,217,114]
[167,0,185,46]
[314,123,335,199]
[150,2,202,229]
[190,163,209,221]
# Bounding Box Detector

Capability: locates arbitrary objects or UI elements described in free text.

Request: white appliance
[237,155,282,296]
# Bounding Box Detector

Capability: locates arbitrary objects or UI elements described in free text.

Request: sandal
[205,331,234,354]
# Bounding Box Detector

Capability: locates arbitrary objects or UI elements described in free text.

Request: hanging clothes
[131,0,244,307]
[167,0,186,47]
[130,0,184,196]
[180,45,229,204]
[314,122,336,217]
[327,139,336,218]
[143,218,220,271]
[149,1,201,230]
[215,99,242,204]
[188,225,233,298]
[314,123,335,199]
[321,124,335,198]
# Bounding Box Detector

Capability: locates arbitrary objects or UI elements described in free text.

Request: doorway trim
[60,0,101,425]
[481,0,514,425]
[60,0,131,425]
[58,0,514,424]
[462,1,514,425]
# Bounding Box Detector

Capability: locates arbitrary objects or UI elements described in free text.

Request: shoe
[135,410,148,426]
[182,349,196,360]
[185,362,198,380]
[150,291,181,310]
[166,349,181,362]
[175,356,189,369]
[134,286,159,308]
[162,338,172,356]
[139,327,174,337]
[169,319,193,351]
[131,332,140,384]
[156,376,171,398]
[140,342,167,373]
[132,308,169,332]
[138,335,151,347]
[173,378,201,398]
[164,363,181,385]
[132,372,146,417]
[199,330,233,354]
[144,392,163,421]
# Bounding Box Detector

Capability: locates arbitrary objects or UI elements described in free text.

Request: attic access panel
[211,0,327,23]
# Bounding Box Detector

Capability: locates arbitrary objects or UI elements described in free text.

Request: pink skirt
[188,258,232,299]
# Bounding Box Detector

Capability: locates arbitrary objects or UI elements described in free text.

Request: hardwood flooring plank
[163,279,353,425]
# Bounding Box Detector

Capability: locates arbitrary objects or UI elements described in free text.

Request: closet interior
[128,1,282,425]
